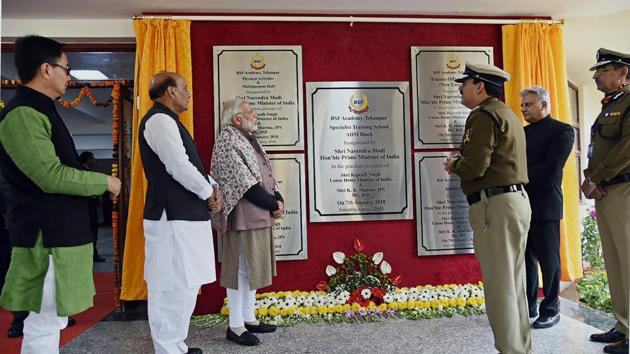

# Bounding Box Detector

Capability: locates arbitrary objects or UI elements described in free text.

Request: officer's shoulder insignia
[613,90,626,101]
[463,128,472,145]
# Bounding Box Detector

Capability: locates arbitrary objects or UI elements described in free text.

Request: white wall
[2,19,134,40]
[564,10,630,215]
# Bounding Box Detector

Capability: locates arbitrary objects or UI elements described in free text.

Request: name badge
[587,143,594,158]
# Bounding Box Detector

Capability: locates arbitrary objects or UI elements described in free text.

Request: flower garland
[192,239,486,328]
[57,86,113,108]
[110,83,122,304]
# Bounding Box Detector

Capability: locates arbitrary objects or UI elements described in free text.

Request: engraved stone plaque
[411,47,493,149]
[307,82,412,222]
[415,153,473,256]
[214,46,303,150]
[269,154,308,260]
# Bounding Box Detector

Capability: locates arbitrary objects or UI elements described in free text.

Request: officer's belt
[466,184,524,206]
[601,173,630,187]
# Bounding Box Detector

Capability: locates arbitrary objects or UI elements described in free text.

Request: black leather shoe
[226,328,259,346]
[591,328,627,343]
[186,348,202,354]
[603,339,629,354]
[7,322,23,338]
[532,314,560,329]
[245,321,277,333]
[529,308,538,318]
[67,317,76,327]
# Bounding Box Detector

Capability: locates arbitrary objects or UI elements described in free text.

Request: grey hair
[519,85,551,110]
[221,98,245,127]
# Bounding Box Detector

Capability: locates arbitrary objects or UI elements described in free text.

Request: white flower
[361,288,371,299]
[332,251,346,264]
[325,265,337,276]
[372,252,384,265]
[383,293,394,303]
[380,260,392,274]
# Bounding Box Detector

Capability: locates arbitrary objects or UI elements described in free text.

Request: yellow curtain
[502,23,582,281]
[121,19,194,300]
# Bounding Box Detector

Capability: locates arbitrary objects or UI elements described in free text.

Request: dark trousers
[525,220,561,316]
[1,215,29,328]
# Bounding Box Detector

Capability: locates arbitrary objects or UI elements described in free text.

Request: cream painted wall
[2,19,135,40]
[564,10,630,213]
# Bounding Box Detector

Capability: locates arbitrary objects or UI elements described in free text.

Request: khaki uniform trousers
[595,182,630,336]
[469,190,532,354]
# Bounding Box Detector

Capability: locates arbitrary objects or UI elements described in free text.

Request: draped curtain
[121,19,194,300]
[502,22,583,281]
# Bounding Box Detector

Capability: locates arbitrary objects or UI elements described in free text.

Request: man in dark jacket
[520,85,574,329]
[0,35,120,353]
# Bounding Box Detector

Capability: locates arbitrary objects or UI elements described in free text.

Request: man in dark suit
[520,86,574,329]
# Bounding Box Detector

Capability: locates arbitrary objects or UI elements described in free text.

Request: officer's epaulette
[612,90,626,102]
[476,107,504,133]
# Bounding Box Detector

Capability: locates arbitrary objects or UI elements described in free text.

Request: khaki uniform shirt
[452,97,529,196]
[585,85,630,184]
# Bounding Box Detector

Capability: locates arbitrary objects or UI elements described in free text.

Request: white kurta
[142,113,216,291]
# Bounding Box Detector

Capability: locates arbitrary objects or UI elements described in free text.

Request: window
[568,80,582,202]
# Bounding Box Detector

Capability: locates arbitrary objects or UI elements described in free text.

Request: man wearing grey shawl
[211,98,284,346]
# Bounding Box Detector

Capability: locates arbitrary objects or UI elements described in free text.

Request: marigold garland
[110,83,122,305]
[57,86,113,108]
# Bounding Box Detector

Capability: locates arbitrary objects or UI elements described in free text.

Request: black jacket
[0,86,93,247]
[524,115,574,221]
[138,103,211,221]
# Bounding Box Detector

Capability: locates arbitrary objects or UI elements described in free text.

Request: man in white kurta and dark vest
[139,72,223,354]
[211,98,284,346]
[0,35,121,354]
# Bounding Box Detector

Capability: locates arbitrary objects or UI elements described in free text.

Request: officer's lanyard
[588,92,624,159]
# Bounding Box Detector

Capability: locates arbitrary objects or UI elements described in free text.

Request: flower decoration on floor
[192,239,485,328]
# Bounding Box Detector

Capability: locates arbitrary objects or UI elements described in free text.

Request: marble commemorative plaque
[411,46,493,149]
[214,46,303,150]
[306,81,412,222]
[217,154,307,262]
[414,152,473,256]
[269,154,308,260]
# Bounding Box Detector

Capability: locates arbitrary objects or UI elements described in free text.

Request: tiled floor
[56,227,619,353]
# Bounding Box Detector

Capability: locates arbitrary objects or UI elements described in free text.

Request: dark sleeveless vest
[138,103,211,221]
[0,86,93,247]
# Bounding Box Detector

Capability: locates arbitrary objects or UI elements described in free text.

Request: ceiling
[4,0,630,19]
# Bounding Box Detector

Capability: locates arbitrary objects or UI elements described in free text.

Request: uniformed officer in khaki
[581,48,630,354]
[444,62,531,354]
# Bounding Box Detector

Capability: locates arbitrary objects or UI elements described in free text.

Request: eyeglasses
[48,63,72,76]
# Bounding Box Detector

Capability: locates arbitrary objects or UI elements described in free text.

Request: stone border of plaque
[414,152,474,256]
[411,46,493,149]
[217,153,308,262]
[213,46,304,151]
[269,154,308,260]
[306,81,413,222]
